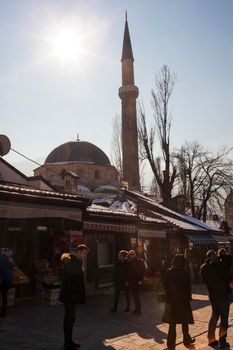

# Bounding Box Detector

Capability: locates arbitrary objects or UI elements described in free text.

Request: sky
[1,0,233,186]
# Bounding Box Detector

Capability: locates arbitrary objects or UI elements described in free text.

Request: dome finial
[76,133,80,142]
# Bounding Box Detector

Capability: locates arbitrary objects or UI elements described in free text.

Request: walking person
[60,244,89,350]
[127,250,144,315]
[162,254,195,350]
[201,250,230,348]
[0,249,13,317]
[217,248,233,283]
[110,250,130,313]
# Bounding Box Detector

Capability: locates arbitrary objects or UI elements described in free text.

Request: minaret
[119,13,140,190]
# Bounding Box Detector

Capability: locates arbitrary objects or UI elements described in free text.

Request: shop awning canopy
[186,234,216,245]
[0,202,82,222]
[138,229,166,239]
[83,221,136,233]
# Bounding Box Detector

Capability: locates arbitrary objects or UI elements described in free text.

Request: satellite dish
[0,135,11,156]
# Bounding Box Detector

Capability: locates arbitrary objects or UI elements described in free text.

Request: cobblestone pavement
[0,284,233,350]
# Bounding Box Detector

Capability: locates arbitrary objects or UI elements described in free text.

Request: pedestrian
[160,255,169,285]
[60,244,89,350]
[0,249,13,317]
[200,250,230,348]
[217,248,233,283]
[162,254,195,350]
[110,250,130,313]
[193,262,201,284]
[127,250,144,315]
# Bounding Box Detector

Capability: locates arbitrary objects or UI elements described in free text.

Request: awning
[138,228,166,239]
[83,221,136,233]
[186,234,216,245]
[211,235,231,245]
[0,202,82,222]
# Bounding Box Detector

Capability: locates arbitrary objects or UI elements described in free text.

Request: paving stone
[1,285,233,349]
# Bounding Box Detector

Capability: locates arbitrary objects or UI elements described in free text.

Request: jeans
[208,298,230,344]
[130,286,141,313]
[63,303,76,346]
[167,323,191,349]
[113,287,130,311]
[0,282,11,316]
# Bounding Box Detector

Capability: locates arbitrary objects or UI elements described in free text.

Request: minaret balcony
[118,85,139,99]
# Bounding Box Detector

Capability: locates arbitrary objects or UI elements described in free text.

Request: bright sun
[37,14,105,70]
[44,18,90,66]
[52,27,83,63]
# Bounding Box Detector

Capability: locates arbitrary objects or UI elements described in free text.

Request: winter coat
[113,260,129,289]
[60,255,86,304]
[162,267,194,324]
[127,258,145,288]
[0,253,13,284]
[200,258,231,303]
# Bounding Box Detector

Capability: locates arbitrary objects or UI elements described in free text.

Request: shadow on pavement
[0,288,211,349]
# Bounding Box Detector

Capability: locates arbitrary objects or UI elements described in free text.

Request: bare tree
[138,65,177,205]
[175,142,233,221]
[110,114,123,180]
[110,114,146,188]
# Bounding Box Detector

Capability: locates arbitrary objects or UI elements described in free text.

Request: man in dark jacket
[201,250,230,348]
[110,250,130,313]
[127,250,145,315]
[162,254,194,350]
[60,244,89,350]
[0,250,13,317]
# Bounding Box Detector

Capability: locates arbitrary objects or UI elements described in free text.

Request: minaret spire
[119,15,140,190]
[121,13,134,62]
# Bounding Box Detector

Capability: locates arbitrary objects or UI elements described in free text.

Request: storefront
[0,183,89,298]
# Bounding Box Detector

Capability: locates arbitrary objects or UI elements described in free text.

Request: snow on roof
[140,216,168,224]
[110,200,136,214]
[87,203,136,217]
[180,215,222,232]
[77,185,91,193]
[92,197,114,206]
[156,213,205,231]
[125,190,222,233]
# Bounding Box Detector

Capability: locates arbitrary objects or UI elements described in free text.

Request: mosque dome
[45,141,111,166]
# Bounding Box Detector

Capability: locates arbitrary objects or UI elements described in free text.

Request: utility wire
[10,148,63,177]
[11,148,43,168]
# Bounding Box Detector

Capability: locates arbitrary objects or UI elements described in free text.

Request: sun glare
[35,14,106,71]
[52,27,83,63]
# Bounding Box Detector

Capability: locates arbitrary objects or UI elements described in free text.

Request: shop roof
[0,183,89,206]
[123,189,223,234]
[87,204,136,217]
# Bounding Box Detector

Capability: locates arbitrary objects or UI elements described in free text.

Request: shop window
[95,170,100,179]
[97,241,114,267]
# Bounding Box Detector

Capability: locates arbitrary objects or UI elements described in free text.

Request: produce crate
[43,283,61,305]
